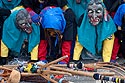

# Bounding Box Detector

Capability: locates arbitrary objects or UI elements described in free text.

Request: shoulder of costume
[11,6,24,12]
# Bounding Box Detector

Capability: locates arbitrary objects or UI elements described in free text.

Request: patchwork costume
[1,7,40,63]
[38,6,67,63]
[38,0,77,64]
[111,4,125,60]
[68,0,116,62]
[103,0,125,62]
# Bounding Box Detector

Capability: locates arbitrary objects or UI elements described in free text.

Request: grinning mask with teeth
[87,0,103,26]
[16,9,32,34]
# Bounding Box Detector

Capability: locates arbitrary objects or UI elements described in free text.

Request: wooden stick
[41,74,58,83]
[41,70,72,76]
[0,73,10,77]
[0,67,12,71]
[21,73,40,76]
[97,62,125,70]
[0,65,18,68]
[84,63,125,76]
[39,55,68,69]
[50,66,115,77]
[98,67,125,77]
[84,63,125,73]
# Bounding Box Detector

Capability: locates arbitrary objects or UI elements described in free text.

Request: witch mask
[16,9,32,34]
[87,0,103,26]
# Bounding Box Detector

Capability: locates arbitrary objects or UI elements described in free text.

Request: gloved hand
[26,7,40,24]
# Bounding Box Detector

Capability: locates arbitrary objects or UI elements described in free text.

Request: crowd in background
[0,0,125,65]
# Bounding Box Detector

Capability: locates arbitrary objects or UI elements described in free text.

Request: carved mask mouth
[87,0,103,26]
[16,9,32,34]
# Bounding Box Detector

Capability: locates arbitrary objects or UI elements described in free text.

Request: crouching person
[38,6,67,64]
[73,0,116,62]
[1,7,40,65]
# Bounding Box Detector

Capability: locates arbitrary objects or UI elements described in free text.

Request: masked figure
[1,7,40,64]
[72,0,116,62]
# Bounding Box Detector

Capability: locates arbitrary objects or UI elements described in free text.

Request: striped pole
[93,73,125,83]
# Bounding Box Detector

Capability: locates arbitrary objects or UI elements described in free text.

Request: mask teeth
[26,27,32,34]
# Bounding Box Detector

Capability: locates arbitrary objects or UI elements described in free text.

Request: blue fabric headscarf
[0,0,21,9]
[39,6,66,33]
[114,4,125,26]
[67,0,90,23]
[2,8,40,53]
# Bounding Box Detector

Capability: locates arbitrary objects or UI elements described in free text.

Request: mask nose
[92,12,96,19]
[25,23,32,34]
[26,23,32,28]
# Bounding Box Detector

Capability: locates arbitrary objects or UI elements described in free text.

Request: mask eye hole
[88,9,93,13]
[96,9,101,13]
[20,23,26,26]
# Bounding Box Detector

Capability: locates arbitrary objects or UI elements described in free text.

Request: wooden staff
[0,66,12,71]
[49,66,115,77]
[39,55,68,70]
[0,67,12,77]
[66,62,125,75]
[83,63,125,77]
[41,74,58,83]
[0,65,19,69]
[97,67,125,78]
[41,70,72,76]
[97,62,125,70]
